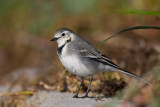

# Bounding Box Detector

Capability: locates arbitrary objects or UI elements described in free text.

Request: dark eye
[62,33,65,36]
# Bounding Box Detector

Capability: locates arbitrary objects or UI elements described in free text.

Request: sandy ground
[0,68,108,107]
[27,91,110,107]
[0,68,134,107]
[0,68,124,107]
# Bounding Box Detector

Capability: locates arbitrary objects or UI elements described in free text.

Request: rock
[27,91,109,107]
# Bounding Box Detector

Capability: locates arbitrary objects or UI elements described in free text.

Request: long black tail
[118,68,150,85]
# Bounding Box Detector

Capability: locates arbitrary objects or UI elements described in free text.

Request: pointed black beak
[50,37,58,41]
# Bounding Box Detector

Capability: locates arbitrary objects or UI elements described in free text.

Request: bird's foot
[73,94,78,98]
[81,94,89,98]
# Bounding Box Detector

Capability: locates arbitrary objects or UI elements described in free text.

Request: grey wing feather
[79,49,120,68]
[72,41,120,69]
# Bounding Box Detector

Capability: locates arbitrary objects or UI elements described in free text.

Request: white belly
[59,55,97,77]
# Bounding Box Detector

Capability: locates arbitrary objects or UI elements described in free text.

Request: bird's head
[51,28,75,47]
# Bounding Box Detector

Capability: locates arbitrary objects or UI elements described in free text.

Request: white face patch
[55,31,72,47]
[57,37,70,47]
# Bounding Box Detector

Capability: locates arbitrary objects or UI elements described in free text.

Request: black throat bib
[57,38,71,55]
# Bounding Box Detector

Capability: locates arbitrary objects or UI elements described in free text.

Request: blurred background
[0,0,160,106]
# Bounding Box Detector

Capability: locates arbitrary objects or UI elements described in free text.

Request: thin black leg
[73,77,84,98]
[81,76,93,98]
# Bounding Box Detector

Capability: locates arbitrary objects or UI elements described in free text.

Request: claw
[73,94,78,98]
[81,94,88,98]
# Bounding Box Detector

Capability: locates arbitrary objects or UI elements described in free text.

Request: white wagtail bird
[51,28,150,98]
